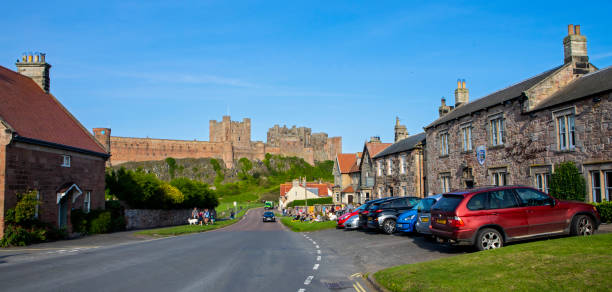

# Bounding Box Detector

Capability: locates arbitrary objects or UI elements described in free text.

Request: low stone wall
[124,209,192,230]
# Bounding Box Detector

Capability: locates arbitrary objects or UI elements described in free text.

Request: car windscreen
[432,195,464,212]
[263,212,274,217]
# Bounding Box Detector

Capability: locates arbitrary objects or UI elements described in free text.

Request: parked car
[358,198,393,229]
[262,211,276,222]
[342,214,361,229]
[430,186,601,251]
[337,205,366,228]
[397,194,442,234]
[367,196,421,234]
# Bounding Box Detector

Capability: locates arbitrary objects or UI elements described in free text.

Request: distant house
[278,179,332,208]
[332,153,361,205]
[0,53,109,237]
[356,137,392,203]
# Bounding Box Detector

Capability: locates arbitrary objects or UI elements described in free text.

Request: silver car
[343,214,360,230]
[414,194,443,235]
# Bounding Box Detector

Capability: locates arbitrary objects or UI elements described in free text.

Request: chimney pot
[457,79,461,89]
[575,25,581,35]
[462,80,466,89]
[568,24,574,35]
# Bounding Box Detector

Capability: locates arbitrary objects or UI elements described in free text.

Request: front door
[348,195,353,204]
[58,196,69,229]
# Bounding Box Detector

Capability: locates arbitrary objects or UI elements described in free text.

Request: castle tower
[454,79,469,107]
[15,52,51,93]
[564,24,588,64]
[438,97,453,117]
[92,128,111,153]
[394,117,409,142]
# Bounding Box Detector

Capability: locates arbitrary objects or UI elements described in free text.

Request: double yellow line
[353,281,366,292]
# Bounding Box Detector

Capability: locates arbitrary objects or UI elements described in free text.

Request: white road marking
[313,264,319,270]
[350,273,362,279]
[298,289,306,292]
[316,256,321,261]
[317,250,321,254]
[304,276,314,285]
[312,241,317,244]
[315,245,319,249]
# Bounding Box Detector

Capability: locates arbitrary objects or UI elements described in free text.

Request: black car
[358,198,393,229]
[366,196,421,234]
[262,211,276,222]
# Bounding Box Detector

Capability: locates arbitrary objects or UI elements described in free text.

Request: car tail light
[449,216,464,227]
[375,209,383,213]
[362,211,369,215]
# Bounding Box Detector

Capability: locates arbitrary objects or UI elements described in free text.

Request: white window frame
[461,123,472,152]
[34,191,40,219]
[605,171,612,202]
[61,155,71,167]
[491,168,508,186]
[400,155,406,174]
[591,171,602,203]
[440,173,451,193]
[556,114,576,151]
[535,173,550,193]
[439,132,449,156]
[387,159,392,175]
[377,160,382,176]
[84,191,91,213]
[488,114,505,146]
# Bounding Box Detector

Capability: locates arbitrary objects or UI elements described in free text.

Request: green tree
[549,161,587,201]
[170,177,218,208]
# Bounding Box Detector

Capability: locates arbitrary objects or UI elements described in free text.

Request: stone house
[332,153,361,205]
[356,137,392,202]
[0,53,109,237]
[372,132,427,199]
[424,25,611,203]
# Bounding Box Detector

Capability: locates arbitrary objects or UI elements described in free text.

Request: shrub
[89,212,112,234]
[594,201,612,223]
[287,197,333,207]
[549,161,587,201]
[1,191,52,247]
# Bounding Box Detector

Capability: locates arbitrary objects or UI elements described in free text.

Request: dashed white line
[315,245,319,249]
[312,241,317,244]
[313,264,319,270]
[316,256,321,261]
[304,276,314,285]
[298,289,306,292]
[317,250,321,254]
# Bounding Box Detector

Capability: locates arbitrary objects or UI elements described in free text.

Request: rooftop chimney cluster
[564,24,588,64]
[15,51,51,93]
[454,78,469,108]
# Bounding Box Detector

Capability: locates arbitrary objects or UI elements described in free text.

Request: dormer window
[62,155,71,167]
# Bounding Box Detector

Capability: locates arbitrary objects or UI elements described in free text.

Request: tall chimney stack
[454,79,469,108]
[15,52,51,93]
[394,116,409,143]
[563,24,588,64]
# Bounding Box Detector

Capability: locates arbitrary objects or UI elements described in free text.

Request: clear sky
[2,0,611,153]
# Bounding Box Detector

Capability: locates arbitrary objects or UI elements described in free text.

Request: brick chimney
[438,97,453,117]
[394,116,409,142]
[15,52,51,93]
[454,79,469,107]
[563,24,588,65]
[369,136,381,143]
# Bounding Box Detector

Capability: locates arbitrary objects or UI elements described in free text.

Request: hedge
[287,197,333,207]
[594,201,612,223]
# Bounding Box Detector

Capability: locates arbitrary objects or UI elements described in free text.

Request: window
[387,159,392,175]
[606,171,612,202]
[535,173,551,193]
[488,190,519,209]
[402,186,407,196]
[461,125,472,152]
[441,173,451,193]
[34,191,40,219]
[489,116,505,146]
[556,114,576,150]
[377,161,382,176]
[592,171,602,203]
[515,188,554,206]
[467,193,487,210]
[84,191,91,213]
[440,132,449,156]
[491,169,508,186]
[400,156,406,174]
[61,155,71,167]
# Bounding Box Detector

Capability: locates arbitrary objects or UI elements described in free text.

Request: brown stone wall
[373,148,426,199]
[124,209,192,230]
[1,141,106,237]
[426,91,612,201]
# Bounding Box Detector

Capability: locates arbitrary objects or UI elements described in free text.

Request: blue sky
[2,0,611,153]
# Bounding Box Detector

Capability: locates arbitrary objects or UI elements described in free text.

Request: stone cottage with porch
[424,25,612,203]
[0,53,109,237]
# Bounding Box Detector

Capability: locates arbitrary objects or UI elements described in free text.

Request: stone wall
[426,91,612,201]
[124,209,193,230]
[373,148,426,199]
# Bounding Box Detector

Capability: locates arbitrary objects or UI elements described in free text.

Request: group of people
[191,207,217,225]
[289,209,337,223]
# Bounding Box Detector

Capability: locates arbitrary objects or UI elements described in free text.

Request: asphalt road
[0,208,338,292]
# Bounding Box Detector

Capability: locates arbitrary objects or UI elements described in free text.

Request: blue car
[396,194,442,234]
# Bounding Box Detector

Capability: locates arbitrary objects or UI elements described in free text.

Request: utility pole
[304,177,308,213]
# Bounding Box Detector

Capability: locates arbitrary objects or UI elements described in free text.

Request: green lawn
[279,216,337,232]
[135,208,250,237]
[374,233,612,292]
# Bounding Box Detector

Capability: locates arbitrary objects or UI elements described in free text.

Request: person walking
[210,208,216,224]
[191,207,198,219]
[204,209,210,225]
[198,210,204,226]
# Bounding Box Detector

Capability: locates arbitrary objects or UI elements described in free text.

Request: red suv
[430,186,601,251]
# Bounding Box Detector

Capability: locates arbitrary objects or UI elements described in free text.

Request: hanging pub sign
[476,145,486,165]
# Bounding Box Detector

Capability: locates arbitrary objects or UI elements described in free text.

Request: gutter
[13,135,111,159]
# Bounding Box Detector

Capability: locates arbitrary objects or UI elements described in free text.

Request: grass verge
[374,233,612,292]
[279,217,337,232]
[135,208,250,237]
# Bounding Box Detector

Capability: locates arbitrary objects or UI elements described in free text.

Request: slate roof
[424,65,563,129]
[0,65,107,155]
[530,65,612,111]
[373,132,426,158]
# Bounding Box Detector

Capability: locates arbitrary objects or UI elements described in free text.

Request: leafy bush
[1,191,58,247]
[89,212,112,234]
[287,197,333,207]
[594,201,612,223]
[549,162,586,201]
[170,177,218,208]
[166,157,178,179]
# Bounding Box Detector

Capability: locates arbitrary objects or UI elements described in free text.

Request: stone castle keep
[93,116,341,168]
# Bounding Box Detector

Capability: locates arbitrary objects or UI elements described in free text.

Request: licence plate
[421,217,429,223]
[368,217,373,221]
[436,218,446,224]
[397,224,403,228]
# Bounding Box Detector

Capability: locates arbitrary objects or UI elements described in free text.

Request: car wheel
[571,215,594,236]
[476,228,503,251]
[383,219,396,234]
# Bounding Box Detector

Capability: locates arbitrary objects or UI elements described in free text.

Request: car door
[514,188,567,235]
[486,190,529,239]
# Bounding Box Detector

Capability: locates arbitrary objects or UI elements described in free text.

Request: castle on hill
[93,116,341,168]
